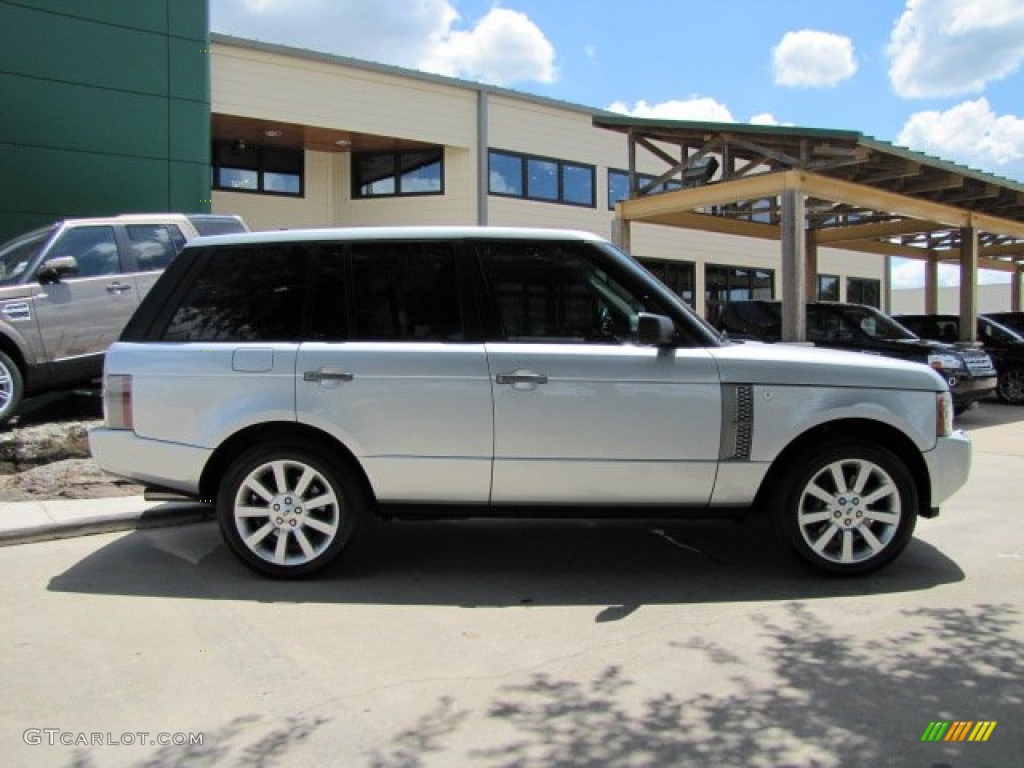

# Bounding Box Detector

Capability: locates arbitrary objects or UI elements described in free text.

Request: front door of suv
[477,240,721,506]
[296,241,493,503]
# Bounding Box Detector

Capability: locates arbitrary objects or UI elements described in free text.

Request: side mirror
[636,312,676,347]
[37,255,79,284]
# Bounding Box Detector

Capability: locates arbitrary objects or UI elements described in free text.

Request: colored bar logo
[921,721,997,742]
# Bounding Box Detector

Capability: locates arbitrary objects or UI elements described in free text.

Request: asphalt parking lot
[0,401,1021,767]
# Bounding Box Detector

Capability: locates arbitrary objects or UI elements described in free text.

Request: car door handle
[105,282,133,294]
[496,370,548,387]
[303,369,354,383]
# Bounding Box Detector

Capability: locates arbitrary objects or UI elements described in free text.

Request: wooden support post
[805,230,819,301]
[959,227,978,342]
[1013,267,1022,312]
[781,188,807,342]
[925,250,939,314]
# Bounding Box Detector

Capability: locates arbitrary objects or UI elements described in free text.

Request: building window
[638,258,695,305]
[352,148,444,198]
[817,274,840,302]
[847,277,881,308]
[607,169,683,209]
[489,150,595,207]
[213,141,303,196]
[705,265,774,305]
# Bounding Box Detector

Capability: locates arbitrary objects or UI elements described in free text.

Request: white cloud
[749,113,779,126]
[608,98,734,123]
[897,98,1024,172]
[419,8,556,85]
[888,0,1024,98]
[772,30,857,87]
[210,0,556,86]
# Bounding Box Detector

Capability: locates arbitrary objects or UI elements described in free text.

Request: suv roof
[192,226,603,248]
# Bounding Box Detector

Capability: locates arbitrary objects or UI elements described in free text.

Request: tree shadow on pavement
[368,602,1022,768]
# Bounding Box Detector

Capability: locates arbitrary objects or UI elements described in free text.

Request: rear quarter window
[160,244,309,342]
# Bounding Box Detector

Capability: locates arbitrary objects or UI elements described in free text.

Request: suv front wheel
[770,440,918,575]
[996,366,1024,405]
[217,444,364,578]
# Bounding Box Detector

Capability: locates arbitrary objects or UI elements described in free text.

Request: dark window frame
[637,257,696,306]
[607,168,683,210]
[352,148,445,199]
[705,264,775,307]
[817,273,840,302]
[847,276,881,308]
[489,149,596,208]
[212,141,304,197]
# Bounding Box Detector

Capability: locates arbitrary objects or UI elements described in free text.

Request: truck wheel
[217,443,364,578]
[996,366,1024,405]
[770,440,917,575]
[0,351,24,427]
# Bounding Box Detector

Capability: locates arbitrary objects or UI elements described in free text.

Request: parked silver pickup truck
[0,213,247,424]
[90,227,970,578]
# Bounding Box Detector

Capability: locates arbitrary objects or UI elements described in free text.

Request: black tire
[996,366,1024,405]
[0,350,24,427]
[217,443,364,578]
[769,440,918,576]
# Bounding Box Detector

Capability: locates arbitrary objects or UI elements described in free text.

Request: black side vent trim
[720,384,754,461]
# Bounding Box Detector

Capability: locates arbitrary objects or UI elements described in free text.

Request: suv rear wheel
[996,366,1024,405]
[770,440,917,575]
[217,444,364,578]
[0,351,24,426]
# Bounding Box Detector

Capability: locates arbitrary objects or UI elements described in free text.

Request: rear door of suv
[295,240,493,504]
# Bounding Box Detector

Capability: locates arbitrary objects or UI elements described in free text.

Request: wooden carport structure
[595,116,1024,342]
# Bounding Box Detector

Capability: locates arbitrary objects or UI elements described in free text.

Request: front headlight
[928,353,964,371]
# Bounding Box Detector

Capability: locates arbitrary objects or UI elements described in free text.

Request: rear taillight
[936,391,954,437]
[103,374,133,430]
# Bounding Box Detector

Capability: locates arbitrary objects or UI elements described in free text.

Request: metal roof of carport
[594,115,1024,341]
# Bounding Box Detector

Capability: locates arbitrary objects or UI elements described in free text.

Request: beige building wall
[891,282,1014,315]
[209,37,886,317]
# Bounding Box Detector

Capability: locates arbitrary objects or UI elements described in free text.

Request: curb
[0,503,215,547]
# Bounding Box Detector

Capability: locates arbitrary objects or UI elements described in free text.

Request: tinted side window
[308,246,349,341]
[351,242,463,341]
[478,241,643,343]
[51,226,120,277]
[126,224,186,271]
[162,245,309,341]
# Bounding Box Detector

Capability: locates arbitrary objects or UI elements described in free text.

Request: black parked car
[896,314,1024,405]
[984,311,1024,336]
[711,300,997,412]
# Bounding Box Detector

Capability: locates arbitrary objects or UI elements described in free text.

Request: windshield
[0,228,53,286]
[981,317,1024,344]
[835,304,917,341]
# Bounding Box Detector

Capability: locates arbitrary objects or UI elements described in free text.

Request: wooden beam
[619,170,797,221]
[639,211,781,240]
[814,219,946,244]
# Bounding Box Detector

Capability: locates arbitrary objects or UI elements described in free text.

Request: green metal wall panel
[1,73,169,158]
[8,0,171,34]
[0,0,210,241]
[1,3,169,96]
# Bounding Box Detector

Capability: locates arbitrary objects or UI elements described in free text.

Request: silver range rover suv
[89,227,971,578]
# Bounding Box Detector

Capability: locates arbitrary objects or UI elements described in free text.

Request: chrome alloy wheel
[795,458,902,566]
[232,459,342,567]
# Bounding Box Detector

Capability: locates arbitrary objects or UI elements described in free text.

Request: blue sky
[210,0,1024,287]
